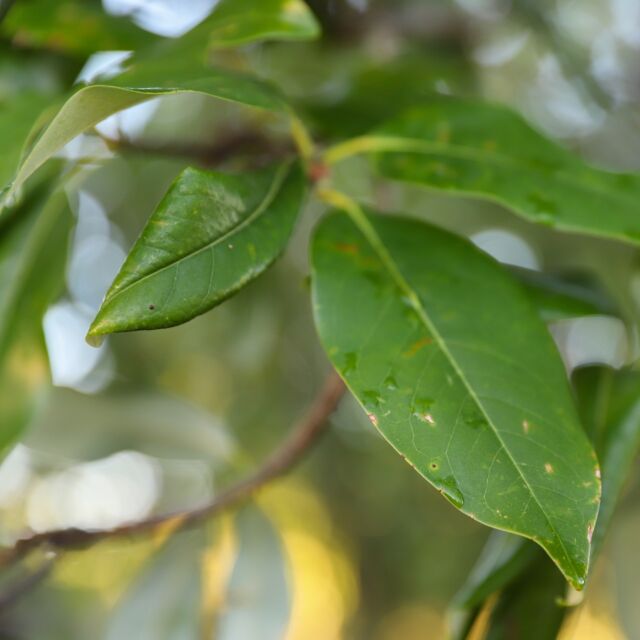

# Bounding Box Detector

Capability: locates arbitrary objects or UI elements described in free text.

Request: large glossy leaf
[328,97,640,246]
[207,0,320,47]
[0,183,72,458]
[88,162,306,338]
[311,207,600,588]
[0,40,286,212]
[451,367,638,637]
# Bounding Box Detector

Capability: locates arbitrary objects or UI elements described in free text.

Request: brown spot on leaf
[403,337,433,357]
[333,242,360,255]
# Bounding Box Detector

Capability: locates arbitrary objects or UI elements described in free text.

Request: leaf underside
[311,209,600,589]
[89,162,306,337]
[1,44,285,212]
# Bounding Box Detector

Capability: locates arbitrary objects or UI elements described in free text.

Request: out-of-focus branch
[0,373,345,569]
[305,0,472,47]
[100,130,296,168]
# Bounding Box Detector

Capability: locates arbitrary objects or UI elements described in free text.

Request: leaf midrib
[343,203,580,582]
[363,135,639,211]
[101,162,291,307]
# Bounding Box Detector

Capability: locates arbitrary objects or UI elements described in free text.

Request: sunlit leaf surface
[207,0,320,47]
[311,209,600,588]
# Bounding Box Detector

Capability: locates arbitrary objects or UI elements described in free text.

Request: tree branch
[101,130,296,169]
[0,373,345,567]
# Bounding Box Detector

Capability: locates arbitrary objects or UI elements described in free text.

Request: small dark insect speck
[148,304,156,311]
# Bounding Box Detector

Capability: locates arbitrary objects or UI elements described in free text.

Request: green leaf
[484,553,568,640]
[453,532,535,611]
[452,366,635,636]
[449,532,536,640]
[0,183,72,458]
[0,41,286,212]
[2,0,158,56]
[304,49,474,138]
[328,97,640,246]
[88,162,306,338]
[0,93,58,192]
[216,507,290,639]
[574,367,640,559]
[513,268,615,322]
[3,0,319,55]
[311,207,600,589]
[106,528,205,640]
[207,0,320,47]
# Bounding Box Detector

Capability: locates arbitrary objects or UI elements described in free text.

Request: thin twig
[101,130,296,169]
[0,373,345,568]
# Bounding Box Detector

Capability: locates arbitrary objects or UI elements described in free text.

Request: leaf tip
[85,321,108,347]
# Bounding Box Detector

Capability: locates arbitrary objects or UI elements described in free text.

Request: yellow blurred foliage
[259,481,359,640]
[374,604,446,640]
